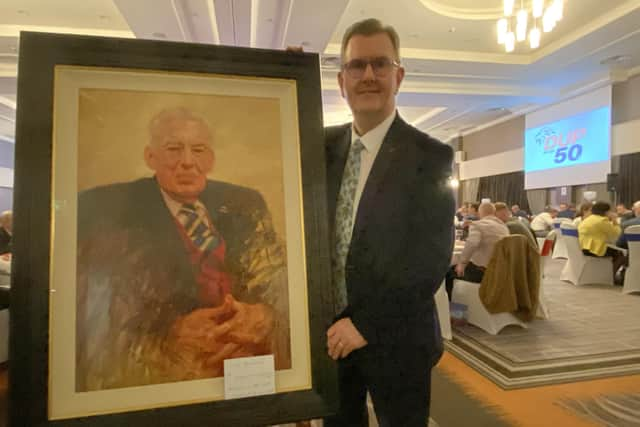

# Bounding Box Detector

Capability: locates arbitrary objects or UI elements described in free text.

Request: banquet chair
[559,223,614,286]
[623,225,640,295]
[551,218,572,259]
[536,232,555,319]
[451,236,539,335]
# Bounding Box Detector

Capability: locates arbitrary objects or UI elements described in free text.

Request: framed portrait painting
[11,32,337,426]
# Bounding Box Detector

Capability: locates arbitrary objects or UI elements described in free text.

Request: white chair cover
[451,280,527,335]
[623,225,640,295]
[537,233,555,319]
[559,223,614,286]
[551,218,572,259]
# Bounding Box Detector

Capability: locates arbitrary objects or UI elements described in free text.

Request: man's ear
[395,65,405,94]
[144,146,156,170]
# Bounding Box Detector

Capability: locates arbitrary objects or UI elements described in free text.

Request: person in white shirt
[531,206,558,237]
[445,202,509,299]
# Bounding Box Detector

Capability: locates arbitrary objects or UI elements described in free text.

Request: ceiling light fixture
[504,0,515,16]
[497,18,508,44]
[499,0,565,52]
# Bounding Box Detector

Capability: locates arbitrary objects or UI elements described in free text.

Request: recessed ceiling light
[152,32,167,39]
[600,55,631,65]
[449,27,457,33]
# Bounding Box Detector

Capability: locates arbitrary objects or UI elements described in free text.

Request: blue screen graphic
[524,106,611,173]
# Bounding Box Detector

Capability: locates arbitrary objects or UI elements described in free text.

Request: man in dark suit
[76,108,289,391]
[323,19,455,427]
[0,211,12,255]
[616,201,640,249]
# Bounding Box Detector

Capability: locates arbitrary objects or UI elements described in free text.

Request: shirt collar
[351,110,396,153]
[159,187,205,218]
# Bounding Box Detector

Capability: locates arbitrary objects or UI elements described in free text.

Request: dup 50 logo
[535,127,587,164]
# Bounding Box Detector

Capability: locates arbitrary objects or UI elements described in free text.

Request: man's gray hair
[148,107,212,147]
[478,202,495,217]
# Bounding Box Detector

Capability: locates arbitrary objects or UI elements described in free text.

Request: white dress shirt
[531,212,554,232]
[349,111,396,230]
[160,188,212,228]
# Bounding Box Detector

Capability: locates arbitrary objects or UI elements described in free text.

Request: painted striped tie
[178,204,219,253]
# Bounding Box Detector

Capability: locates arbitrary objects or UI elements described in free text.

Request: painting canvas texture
[47,66,311,418]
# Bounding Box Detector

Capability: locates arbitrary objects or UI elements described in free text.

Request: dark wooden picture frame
[11,32,337,426]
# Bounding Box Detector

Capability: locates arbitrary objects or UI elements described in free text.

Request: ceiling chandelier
[497,0,564,52]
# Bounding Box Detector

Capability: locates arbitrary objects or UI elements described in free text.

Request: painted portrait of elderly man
[75,106,291,391]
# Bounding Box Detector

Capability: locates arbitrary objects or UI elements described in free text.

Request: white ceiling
[1,0,640,143]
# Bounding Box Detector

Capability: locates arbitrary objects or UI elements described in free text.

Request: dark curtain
[477,171,530,212]
[619,152,640,206]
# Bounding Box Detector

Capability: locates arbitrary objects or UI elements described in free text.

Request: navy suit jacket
[325,115,455,358]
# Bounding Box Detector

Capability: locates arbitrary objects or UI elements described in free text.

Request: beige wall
[461,115,524,160]
[613,73,640,125]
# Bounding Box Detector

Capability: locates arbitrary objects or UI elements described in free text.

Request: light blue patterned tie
[332,139,365,314]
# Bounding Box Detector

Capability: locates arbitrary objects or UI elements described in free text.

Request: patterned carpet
[557,393,640,427]
[446,258,640,389]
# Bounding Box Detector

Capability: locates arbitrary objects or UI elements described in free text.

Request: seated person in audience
[495,202,537,248]
[556,203,575,219]
[616,203,635,223]
[579,201,624,283]
[465,202,479,221]
[0,211,12,255]
[455,203,468,222]
[614,201,640,284]
[445,202,509,299]
[460,202,480,240]
[530,206,558,237]
[511,204,529,219]
[615,200,640,250]
[573,202,592,227]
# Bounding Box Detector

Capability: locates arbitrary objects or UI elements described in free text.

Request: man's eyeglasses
[341,57,400,79]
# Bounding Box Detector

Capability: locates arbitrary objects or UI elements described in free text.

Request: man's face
[338,33,404,121]
[559,203,568,211]
[496,209,510,223]
[616,204,626,215]
[144,118,215,203]
[511,206,519,214]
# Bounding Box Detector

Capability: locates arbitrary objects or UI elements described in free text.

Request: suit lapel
[351,116,406,242]
[139,179,195,274]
